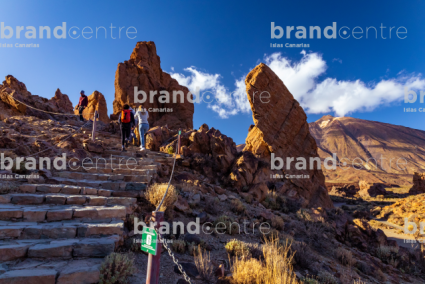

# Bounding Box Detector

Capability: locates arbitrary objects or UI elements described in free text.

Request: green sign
[179,130,181,135]
[141,227,158,255]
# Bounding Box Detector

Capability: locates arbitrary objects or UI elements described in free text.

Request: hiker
[76,90,88,122]
[135,105,149,150]
[129,106,138,145]
[118,104,135,152]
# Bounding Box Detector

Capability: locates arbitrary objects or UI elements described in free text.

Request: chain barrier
[4,92,95,116]
[155,227,193,284]
[145,142,192,283]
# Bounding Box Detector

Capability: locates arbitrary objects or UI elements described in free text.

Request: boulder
[74,90,110,124]
[230,63,333,208]
[329,184,358,197]
[408,172,425,194]
[113,41,194,129]
[358,180,387,198]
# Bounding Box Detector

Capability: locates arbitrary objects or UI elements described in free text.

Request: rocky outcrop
[358,180,387,198]
[231,63,333,208]
[74,91,110,124]
[408,172,425,194]
[0,75,74,120]
[50,89,74,114]
[113,41,194,129]
[146,124,238,184]
[329,184,359,197]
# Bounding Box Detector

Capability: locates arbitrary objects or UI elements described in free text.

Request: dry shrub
[271,215,284,230]
[352,280,367,284]
[317,271,338,284]
[292,241,316,269]
[195,246,215,282]
[187,242,198,256]
[231,238,298,284]
[335,247,356,267]
[243,194,253,204]
[214,215,239,235]
[296,209,313,222]
[171,239,186,253]
[376,245,399,268]
[99,252,137,284]
[231,199,246,214]
[262,191,280,210]
[225,239,250,257]
[144,183,178,211]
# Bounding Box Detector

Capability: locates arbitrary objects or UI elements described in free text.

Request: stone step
[18,184,145,198]
[52,171,150,183]
[0,258,103,284]
[0,204,127,222]
[66,164,158,175]
[0,235,120,261]
[72,155,157,165]
[45,176,148,191]
[0,220,123,240]
[103,149,172,160]
[19,184,112,196]
[1,193,136,207]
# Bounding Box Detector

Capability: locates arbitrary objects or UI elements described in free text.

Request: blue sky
[0,0,424,144]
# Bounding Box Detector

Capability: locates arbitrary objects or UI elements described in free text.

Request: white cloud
[170,67,250,118]
[170,52,425,118]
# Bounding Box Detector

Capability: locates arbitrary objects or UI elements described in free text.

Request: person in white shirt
[135,105,149,150]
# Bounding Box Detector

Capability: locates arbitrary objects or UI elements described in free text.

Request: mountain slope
[309,115,425,185]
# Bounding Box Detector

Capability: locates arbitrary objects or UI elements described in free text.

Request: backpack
[121,110,131,123]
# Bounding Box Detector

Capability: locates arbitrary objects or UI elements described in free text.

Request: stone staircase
[0,129,173,283]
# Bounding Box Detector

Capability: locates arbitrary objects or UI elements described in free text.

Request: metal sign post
[177,130,181,155]
[145,211,164,284]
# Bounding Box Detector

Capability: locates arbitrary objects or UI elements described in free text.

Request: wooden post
[92,110,98,142]
[146,211,164,284]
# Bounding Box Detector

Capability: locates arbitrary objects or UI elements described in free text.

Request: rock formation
[145,124,238,183]
[0,75,74,120]
[50,88,74,114]
[358,180,387,198]
[328,184,359,197]
[113,41,194,129]
[74,90,110,124]
[408,172,425,194]
[232,63,333,208]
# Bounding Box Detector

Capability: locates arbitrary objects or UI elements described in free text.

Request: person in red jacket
[76,90,88,122]
[118,104,135,152]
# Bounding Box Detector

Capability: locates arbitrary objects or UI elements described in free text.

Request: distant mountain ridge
[309,115,425,185]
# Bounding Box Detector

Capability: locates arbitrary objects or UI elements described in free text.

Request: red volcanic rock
[49,88,73,114]
[74,90,110,124]
[0,75,74,120]
[408,172,425,194]
[231,63,333,208]
[148,124,238,184]
[358,180,387,198]
[113,41,194,129]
